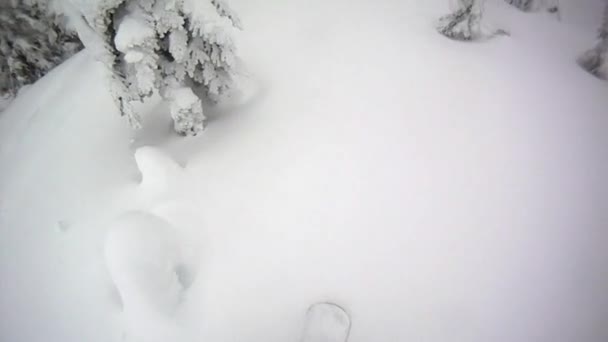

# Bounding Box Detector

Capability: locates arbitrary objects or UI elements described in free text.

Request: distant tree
[0,0,82,99]
[69,0,241,136]
[505,0,560,18]
[505,0,533,10]
[578,2,608,80]
[437,0,486,41]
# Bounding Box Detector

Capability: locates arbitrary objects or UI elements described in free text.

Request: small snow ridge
[134,146,182,193]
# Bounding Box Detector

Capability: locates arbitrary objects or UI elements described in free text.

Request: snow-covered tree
[505,0,560,17]
[578,2,608,80]
[505,0,532,10]
[70,0,241,136]
[0,0,82,98]
[437,0,485,41]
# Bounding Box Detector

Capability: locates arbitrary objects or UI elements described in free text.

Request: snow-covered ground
[1,1,608,341]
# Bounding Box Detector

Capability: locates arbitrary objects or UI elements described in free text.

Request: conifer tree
[578,2,608,80]
[71,0,241,135]
[437,0,485,41]
[0,0,82,99]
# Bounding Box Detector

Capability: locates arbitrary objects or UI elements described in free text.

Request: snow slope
[1,1,608,341]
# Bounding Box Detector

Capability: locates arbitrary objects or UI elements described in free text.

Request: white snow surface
[1,1,608,342]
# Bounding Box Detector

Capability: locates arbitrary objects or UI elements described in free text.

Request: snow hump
[134,146,182,192]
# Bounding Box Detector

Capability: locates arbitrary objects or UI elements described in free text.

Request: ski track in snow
[1,1,608,342]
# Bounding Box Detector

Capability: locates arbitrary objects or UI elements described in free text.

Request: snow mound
[104,211,183,316]
[149,200,203,287]
[134,146,183,193]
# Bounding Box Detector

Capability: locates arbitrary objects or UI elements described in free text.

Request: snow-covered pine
[114,1,158,100]
[210,0,242,30]
[505,0,530,10]
[155,0,239,135]
[65,0,143,128]
[437,0,485,41]
[0,0,82,99]
[504,0,560,18]
[76,0,240,135]
[165,86,205,135]
[578,2,608,80]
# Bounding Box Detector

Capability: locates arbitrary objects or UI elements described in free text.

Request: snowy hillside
[1,1,607,341]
